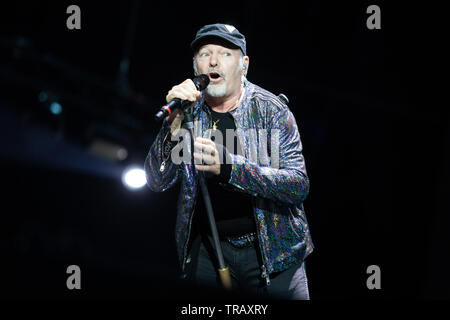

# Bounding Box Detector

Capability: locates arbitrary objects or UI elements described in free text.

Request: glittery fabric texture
[145,79,313,274]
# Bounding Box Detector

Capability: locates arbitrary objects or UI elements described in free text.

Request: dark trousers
[185,233,310,300]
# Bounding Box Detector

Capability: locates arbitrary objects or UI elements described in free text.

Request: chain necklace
[210,87,244,131]
[212,119,220,131]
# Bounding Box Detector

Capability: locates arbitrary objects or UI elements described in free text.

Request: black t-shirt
[192,107,256,238]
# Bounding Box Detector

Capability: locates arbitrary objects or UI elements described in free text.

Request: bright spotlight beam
[122,167,147,190]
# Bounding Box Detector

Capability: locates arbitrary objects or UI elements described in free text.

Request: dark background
[0,1,447,301]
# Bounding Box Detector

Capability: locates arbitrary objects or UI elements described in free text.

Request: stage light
[89,139,128,161]
[38,91,48,102]
[122,167,147,190]
[49,102,63,115]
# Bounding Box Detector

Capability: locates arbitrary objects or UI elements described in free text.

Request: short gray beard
[206,82,227,97]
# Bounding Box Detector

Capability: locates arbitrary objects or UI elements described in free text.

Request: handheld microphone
[154,74,210,121]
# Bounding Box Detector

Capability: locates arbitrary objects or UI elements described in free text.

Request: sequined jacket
[145,80,313,279]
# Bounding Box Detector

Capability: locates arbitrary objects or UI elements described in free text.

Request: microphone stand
[182,102,232,290]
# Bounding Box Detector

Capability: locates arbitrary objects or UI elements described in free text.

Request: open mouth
[208,72,223,82]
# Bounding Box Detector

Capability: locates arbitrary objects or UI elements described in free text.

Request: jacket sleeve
[144,121,181,192]
[228,107,309,206]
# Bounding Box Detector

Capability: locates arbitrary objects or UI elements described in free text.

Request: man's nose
[209,54,218,68]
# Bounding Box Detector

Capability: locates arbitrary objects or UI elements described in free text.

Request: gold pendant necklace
[210,87,243,130]
[212,119,220,130]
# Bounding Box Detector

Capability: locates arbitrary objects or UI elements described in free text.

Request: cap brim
[191,33,242,53]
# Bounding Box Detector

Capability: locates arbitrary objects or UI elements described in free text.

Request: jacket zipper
[229,111,272,287]
[160,129,173,172]
[182,198,197,272]
[252,201,271,287]
[181,114,209,272]
[261,264,271,286]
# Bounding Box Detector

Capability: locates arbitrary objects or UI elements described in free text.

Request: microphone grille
[193,74,210,91]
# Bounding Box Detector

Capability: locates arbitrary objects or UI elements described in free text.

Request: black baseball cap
[191,23,247,56]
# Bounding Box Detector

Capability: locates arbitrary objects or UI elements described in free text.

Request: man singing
[145,23,313,299]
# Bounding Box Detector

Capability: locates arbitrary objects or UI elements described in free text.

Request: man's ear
[242,56,250,75]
